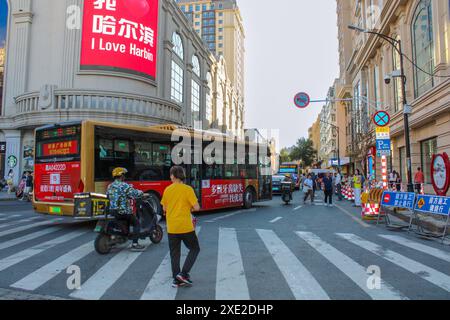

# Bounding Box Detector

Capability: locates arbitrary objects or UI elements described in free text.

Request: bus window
[134,141,152,164]
[98,139,114,159]
[114,140,130,159]
[225,164,239,179]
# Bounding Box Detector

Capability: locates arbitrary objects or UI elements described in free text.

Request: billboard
[80,0,159,80]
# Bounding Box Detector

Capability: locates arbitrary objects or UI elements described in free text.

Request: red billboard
[202,180,245,209]
[42,140,79,157]
[81,0,159,80]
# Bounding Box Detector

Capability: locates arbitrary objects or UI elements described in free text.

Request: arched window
[205,72,212,124]
[0,0,8,114]
[172,32,184,60]
[192,55,200,77]
[411,0,434,98]
[171,33,184,103]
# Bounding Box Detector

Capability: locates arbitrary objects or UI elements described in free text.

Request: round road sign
[294,92,310,109]
[373,110,390,127]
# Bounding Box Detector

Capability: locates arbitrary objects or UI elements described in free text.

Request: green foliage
[287,138,317,167]
[279,148,291,163]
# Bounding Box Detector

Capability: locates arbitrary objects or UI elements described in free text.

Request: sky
[239,0,339,151]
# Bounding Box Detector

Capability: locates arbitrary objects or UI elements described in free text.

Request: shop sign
[431,153,450,196]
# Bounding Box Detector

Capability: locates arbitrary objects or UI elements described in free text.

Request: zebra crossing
[0,215,448,300]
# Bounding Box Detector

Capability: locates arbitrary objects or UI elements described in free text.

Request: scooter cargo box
[74,193,109,218]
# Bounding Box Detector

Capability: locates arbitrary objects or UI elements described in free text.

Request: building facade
[308,115,321,158]
[0,0,242,185]
[336,0,450,194]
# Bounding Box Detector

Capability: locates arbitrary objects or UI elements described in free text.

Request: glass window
[192,55,201,77]
[412,0,434,98]
[171,60,184,103]
[191,80,201,129]
[206,72,212,123]
[421,137,437,184]
[373,65,379,108]
[172,32,184,59]
[392,36,403,113]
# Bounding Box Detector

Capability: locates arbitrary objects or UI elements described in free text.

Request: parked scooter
[281,181,293,205]
[94,195,164,255]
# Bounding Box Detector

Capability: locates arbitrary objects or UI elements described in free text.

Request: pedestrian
[323,172,334,207]
[388,171,396,190]
[414,167,424,194]
[311,172,317,202]
[303,173,314,205]
[395,171,402,192]
[335,171,342,201]
[22,171,33,201]
[353,169,362,207]
[161,166,201,288]
[6,169,14,194]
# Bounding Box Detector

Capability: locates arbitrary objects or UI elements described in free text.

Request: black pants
[115,213,140,244]
[336,184,342,200]
[415,183,422,194]
[324,189,333,204]
[168,232,200,279]
[304,190,313,203]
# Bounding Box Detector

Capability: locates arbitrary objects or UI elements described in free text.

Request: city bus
[278,162,302,189]
[33,121,272,217]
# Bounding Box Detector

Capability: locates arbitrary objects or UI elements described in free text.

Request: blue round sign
[373,111,391,127]
[294,92,310,109]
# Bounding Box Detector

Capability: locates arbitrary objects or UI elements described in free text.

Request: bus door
[258,154,272,200]
[186,146,202,201]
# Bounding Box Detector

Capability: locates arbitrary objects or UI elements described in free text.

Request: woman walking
[161,166,201,288]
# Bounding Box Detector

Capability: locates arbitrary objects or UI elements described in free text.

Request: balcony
[11,89,183,128]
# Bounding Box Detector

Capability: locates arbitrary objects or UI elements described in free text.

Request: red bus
[33,121,272,217]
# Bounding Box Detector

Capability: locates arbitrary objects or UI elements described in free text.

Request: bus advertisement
[278,162,301,189]
[33,121,272,217]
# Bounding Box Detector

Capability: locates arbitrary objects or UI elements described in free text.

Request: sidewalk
[0,191,17,201]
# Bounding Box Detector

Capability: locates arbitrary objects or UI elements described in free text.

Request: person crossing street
[323,172,334,207]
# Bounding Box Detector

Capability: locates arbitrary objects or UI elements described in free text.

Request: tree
[289,138,317,167]
[279,148,291,163]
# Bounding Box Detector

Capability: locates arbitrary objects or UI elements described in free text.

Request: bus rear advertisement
[33,121,272,217]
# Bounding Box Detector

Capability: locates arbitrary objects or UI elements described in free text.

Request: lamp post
[348,25,414,193]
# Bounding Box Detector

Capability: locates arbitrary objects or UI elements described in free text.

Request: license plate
[94,225,102,232]
[49,206,62,215]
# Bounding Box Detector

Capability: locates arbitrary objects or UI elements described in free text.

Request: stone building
[336,0,450,194]
[0,0,243,184]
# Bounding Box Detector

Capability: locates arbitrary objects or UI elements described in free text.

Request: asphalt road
[0,192,449,300]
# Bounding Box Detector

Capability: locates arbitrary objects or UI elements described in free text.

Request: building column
[431,0,449,77]
[3,130,22,185]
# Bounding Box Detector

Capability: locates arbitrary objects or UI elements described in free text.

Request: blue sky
[0,0,7,47]
[239,0,339,149]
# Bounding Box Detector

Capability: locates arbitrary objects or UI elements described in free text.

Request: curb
[386,209,448,235]
[0,288,69,300]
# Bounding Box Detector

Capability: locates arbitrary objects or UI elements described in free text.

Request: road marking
[0,217,42,228]
[205,209,256,223]
[256,229,329,300]
[270,217,283,223]
[337,233,450,292]
[216,228,249,300]
[12,241,94,291]
[293,206,303,211]
[296,232,406,300]
[379,235,450,263]
[0,227,62,251]
[0,230,87,272]
[0,214,25,221]
[0,219,63,238]
[140,227,202,300]
[70,244,148,300]
[334,204,369,228]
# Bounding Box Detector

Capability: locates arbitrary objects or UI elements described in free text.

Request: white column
[3,130,22,185]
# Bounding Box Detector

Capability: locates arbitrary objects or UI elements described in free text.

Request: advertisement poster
[23,145,34,172]
[202,180,245,209]
[81,0,159,80]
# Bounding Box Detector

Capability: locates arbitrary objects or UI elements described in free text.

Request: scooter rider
[107,167,145,252]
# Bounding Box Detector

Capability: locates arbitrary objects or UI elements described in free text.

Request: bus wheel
[95,234,112,255]
[243,188,254,209]
[147,193,163,217]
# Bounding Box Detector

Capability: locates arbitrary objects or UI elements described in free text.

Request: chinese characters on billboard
[81,0,159,80]
[202,180,245,209]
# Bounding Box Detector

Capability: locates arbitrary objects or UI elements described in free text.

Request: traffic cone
[362,203,380,220]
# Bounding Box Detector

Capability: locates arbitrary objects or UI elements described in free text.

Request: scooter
[94,196,164,255]
[281,181,293,205]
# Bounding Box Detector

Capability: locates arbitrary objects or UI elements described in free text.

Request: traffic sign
[373,111,390,127]
[376,127,391,157]
[294,92,310,109]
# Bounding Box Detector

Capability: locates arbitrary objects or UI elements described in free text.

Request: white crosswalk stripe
[216,228,249,300]
[337,233,450,292]
[11,241,94,291]
[0,219,63,238]
[296,232,406,300]
[256,229,329,300]
[0,230,88,272]
[379,234,450,263]
[140,227,202,300]
[0,226,62,251]
[0,217,42,228]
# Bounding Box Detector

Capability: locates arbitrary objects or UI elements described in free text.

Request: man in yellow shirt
[161,166,201,288]
[353,169,362,207]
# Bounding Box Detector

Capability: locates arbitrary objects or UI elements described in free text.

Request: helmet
[112,167,128,178]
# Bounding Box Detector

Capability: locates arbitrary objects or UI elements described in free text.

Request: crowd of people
[0,169,34,201]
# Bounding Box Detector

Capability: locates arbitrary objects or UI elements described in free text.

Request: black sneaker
[176,273,193,286]
[130,243,146,252]
[172,279,186,288]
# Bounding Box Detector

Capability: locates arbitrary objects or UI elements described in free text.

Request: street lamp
[348,25,414,193]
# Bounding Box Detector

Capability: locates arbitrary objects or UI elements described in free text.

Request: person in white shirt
[334,171,342,201]
[303,174,314,205]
